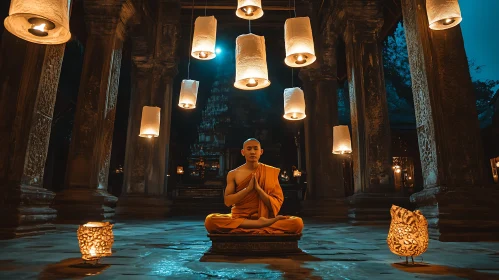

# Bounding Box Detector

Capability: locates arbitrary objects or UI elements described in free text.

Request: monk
[205,138,304,234]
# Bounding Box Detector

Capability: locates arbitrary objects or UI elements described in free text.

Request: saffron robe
[205,164,304,234]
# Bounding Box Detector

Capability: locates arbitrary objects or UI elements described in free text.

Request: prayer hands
[253,174,262,191]
[247,174,256,191]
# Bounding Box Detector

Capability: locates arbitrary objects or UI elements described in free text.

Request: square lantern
[77,222,114,262]
[139,106,161,138]
[332,125,352,154]
[283,87,306,120]
[178,79,199,109]
[4,0,71,44]
[234,34,270,90]
[387,205,429,264]
[284,17,316,67]
[191,16,217,60]
[426,0,462,30]
[236,0,264,20]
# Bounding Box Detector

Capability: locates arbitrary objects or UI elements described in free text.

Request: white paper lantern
[332,125,352,154]
[236,0,263,20]
[284,17,316,67]
[426,0,462,30]
[283,87,306,120]
[191,16,217,60]
[234,34,270,90]
[4,0,71,44]
[178,79,199,109]
[139,106,161,138]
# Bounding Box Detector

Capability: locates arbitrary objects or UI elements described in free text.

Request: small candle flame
[245,7,253,15]
[297,55,304,61]
[147,135,152,138]
[248,78,256,85]
[33,23,46,32]
[89,247,96,257]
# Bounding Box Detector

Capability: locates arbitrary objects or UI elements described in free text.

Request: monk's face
[241,140,263,162]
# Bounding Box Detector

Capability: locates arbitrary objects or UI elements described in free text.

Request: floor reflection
[39,258,110,280]
[392,263,498,279]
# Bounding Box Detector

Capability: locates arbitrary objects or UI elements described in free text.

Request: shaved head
[243,138,261,148]
[242,138,263,162]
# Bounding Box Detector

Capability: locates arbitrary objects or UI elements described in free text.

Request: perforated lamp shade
[283,87,306,120]
[284,17,316,67]
[178,79,199,109]
[4,0,71,44]
[332,125,352,154]
[191,16,217,60]
[236,0,263,20]
[426,0,462,30]
[139,106,161,138]
[234,34,270,90]
[387,205,429,257]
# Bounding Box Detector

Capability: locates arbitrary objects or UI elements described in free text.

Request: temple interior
[1,0,499,279]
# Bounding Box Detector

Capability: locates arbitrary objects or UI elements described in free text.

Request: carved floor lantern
[234,34,270,90]
[139,106,161,138]
[284,17,316,67]
[4,0,71,44]
[283,87,306,120]
[191,16,217,60]
[387,205,429,265]
[77,222,114,263]
[426,0,462,30]
[178,79,199,109]
[332,125,352,154]
[236,0,263,20]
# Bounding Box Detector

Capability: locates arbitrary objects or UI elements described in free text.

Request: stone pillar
[299,26,347,220]
[402,0,499,241]
[0,31,66,238]
[54,0,127,223]
[344,0,409,225]
[116,1,180,219]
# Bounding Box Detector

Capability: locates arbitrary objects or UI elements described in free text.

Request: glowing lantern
[236,0,263,20]
[4,0,71,44]
[139,106,160,138]
[426,0,462,30]
[191,16,217,60]
[387,205,428,262]
[178,79,199,109]
[293,170,302,177]
[77,222,114,261]
[284,17,316,67]
[177,166,184,174]
[332,125,352,154]
[234,34,270,90]
[283,87,306,120]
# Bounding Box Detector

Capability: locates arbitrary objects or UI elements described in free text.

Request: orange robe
[205,164,304,234]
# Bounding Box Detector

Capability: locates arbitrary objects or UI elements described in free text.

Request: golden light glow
[234,34,270,90]
[426,0,462,30]
[236,0,263,20]
[77,222,114,261]
[139,106,161,138]
[178,79,199,109]
[283,87,306,120]
[332,125,352,154]
[387,205,428,257]
[284,17,316,67]
[177,166,184,174]
[4,0,71,44]
[293,170,302,177]
[191,16,217,60]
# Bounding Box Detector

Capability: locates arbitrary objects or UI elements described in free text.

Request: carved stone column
[116,1,180,219]
[0,31,65,238]
[344,0,409,225]
[402,0,499,241]
[54,0,127,223]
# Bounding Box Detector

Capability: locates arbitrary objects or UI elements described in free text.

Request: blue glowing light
[216,48,222,54]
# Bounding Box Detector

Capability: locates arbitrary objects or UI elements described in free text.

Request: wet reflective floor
[1,218,499,279]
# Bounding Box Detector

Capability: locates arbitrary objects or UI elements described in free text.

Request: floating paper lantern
[332,125,352,154]
[236,0,263,20]
[139,106,161,138]
[4,0,71,44]
[387,205,429,259]
[234,34,270,90]
[191,16,217,60]
[426,0,462,30]
[77,222,114,261]
[283,87,306,120]
[178,79,199,109]
[177,166,184,174]
[284,17,316,67]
